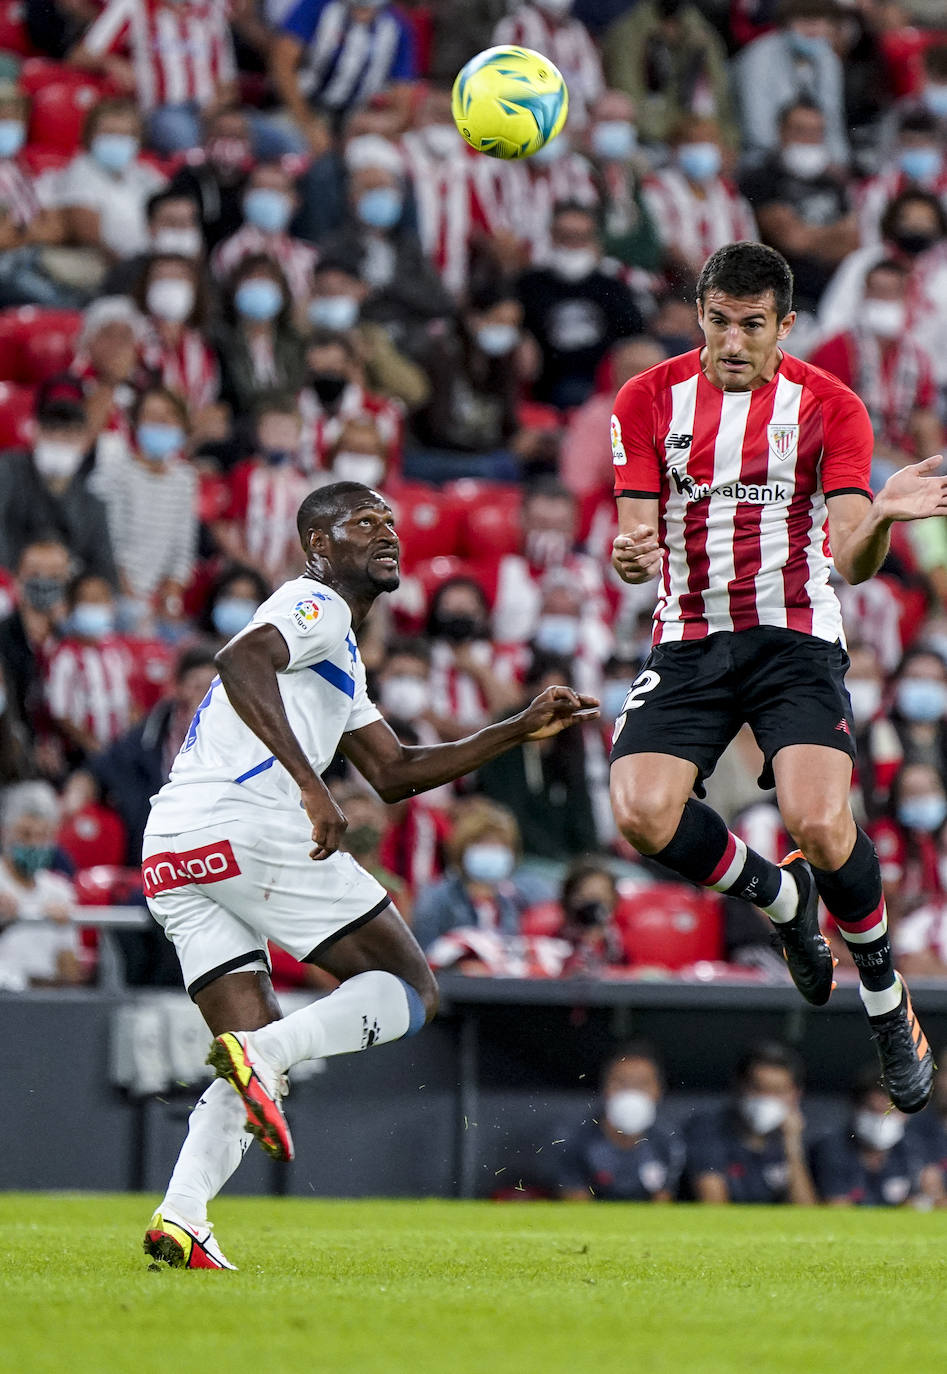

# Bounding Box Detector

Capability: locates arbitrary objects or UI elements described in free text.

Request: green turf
[0,1194,943,1374]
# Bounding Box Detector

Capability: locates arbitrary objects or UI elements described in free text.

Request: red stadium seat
[446,480,523,562]
[0,307,82,383]
[29,80,101,154]
[0,0,36,56]
[0,382,36,448]
[58,804,127,871]
[387,482,463,571]
[615,883,724,970]
[409,554,498,607]
[73,865,144,907]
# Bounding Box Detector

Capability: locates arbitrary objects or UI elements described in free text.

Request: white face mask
[861,298,907,340]
[782,142,830,179]
[847,678,881,724]
[380,674,428,721]
[605,1089,657,1137]
[537,0,572,12]
[331,451,385,485]
[146,277,195,323]
[548,247,598,281]
[151,226,202,257]
[740,1094,789,1135]
[33,438,84,480]
[854,1109,904,1151]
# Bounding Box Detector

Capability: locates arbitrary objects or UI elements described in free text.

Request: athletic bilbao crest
[767,423,798,461]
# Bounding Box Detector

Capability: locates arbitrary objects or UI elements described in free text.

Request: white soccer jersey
[146,578,381,837]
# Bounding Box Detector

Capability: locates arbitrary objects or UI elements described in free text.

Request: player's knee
[785,803,853,870]
[610,778,685,853]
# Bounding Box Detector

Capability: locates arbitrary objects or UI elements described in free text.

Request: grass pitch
[1,1195,943,1374]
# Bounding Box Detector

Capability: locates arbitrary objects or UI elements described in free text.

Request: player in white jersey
[141,480,596,1270]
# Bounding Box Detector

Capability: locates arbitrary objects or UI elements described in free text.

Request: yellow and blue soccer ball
[451,46,569,160]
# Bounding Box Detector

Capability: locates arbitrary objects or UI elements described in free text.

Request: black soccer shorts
[609,625,856,793]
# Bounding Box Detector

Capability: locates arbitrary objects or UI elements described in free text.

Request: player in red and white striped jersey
[44,574,136,757]
[608,242,946,1113]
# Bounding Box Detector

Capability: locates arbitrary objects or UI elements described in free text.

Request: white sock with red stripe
[161,1078,250,1224]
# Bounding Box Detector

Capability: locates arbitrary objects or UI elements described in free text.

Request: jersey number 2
[612,669,661,745]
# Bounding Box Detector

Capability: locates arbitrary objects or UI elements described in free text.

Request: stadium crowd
[0,0,946,1022]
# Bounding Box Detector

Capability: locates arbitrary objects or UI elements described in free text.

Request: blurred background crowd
[0,0,946,1010]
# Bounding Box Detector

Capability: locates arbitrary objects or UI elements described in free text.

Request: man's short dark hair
[145,187,198,225]
[696,243,795,320]
[897,109,940,139]
[851,1063,885,1105]
[736,1041,805,1088]
[879,188,947,243]
[296,481,380,546]
[923,42,947,80]
[865,258,908,287]
[777,96,823,132]
[174,644,218,681]
[602,1040,665,1088]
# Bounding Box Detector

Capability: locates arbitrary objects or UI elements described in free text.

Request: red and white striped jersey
[138,324,220,412]
[643,169,757,267]
[428,640,527,730]
[0,159,43,228]
[226,459,311,580]
[45,636,135,748]
[211,225,318,304]
[297,382,402,474]
[492,6,604,127]
[83,0,236,112]
[612,349,874,644]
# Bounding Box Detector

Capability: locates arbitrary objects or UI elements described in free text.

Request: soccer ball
[451,45,569,160]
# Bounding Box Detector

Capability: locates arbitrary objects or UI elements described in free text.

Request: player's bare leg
[775,744,933,1112]
[611,751,834,1003]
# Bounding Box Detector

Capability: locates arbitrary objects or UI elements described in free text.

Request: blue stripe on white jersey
[296,0,405,109]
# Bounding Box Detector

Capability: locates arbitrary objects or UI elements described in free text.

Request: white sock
[161,1078,250,1224]
[762,868,799,924]
[860,975,903,1018]
[248,970,416,1074]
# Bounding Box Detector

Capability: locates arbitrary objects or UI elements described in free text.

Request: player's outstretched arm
[341,686,599,803]
[216,625,347,860]
[829,455,947,585]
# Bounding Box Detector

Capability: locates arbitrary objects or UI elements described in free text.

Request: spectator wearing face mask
[644,117,757,284]
[583,90,662,275]
[57,100,167,266]
[517,201,643,408]
[133,252,221,423]
[90,385,197,630]
[878,41,947,162]
[477,653,600,860]
[101,189,206,299]
[739,98,857,316]
[211,394,309,583]
[688,1043,817,1205]
[811,1070,917,1206]
[818,189,947,387]
[168,107,255,253]
[211,161,317,307]
[0,82,74,309]
[306,257,430,411]
[424,577,524,738]
[326,415,391,488]
[808,260,942,470]
[552,1044,683,1199]
[494,0,604,130]
[558,859,628,974]
[0,378,116,586]
[297,329,402,474]
[871,760,947,927]
[198,565,270,645]
[318,136,453,356]
[412,798,551,960]
[888,651,947,775]
[855,111,947,247]
[520,131,601,270]
[44,572,136,760]
[603,0,737,152]
[492,482,612,648]
[0,782,82,990]
[70,296,149,459]
[67,0,238,156]
[733,0,849,168]
[0,539,71,742]
[215,255,306,417]
[331,779,411,918]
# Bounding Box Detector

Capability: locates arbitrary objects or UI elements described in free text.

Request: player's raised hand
[522,685,599,740]
[612,525,662,584]
[300,780,348,860]
[877,454,947,522]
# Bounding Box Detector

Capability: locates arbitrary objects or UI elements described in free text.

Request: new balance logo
[665,432,693,450]
[670,470,789,504]
[835,718,851,736]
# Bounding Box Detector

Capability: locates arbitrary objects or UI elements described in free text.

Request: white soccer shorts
[142,818,390,998]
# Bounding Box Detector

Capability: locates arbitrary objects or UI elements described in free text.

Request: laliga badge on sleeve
[292,597,323,632]
[611,413,627,465]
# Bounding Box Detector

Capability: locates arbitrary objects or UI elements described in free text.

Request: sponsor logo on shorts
[142,840,241,897]
[291,592,329,632]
